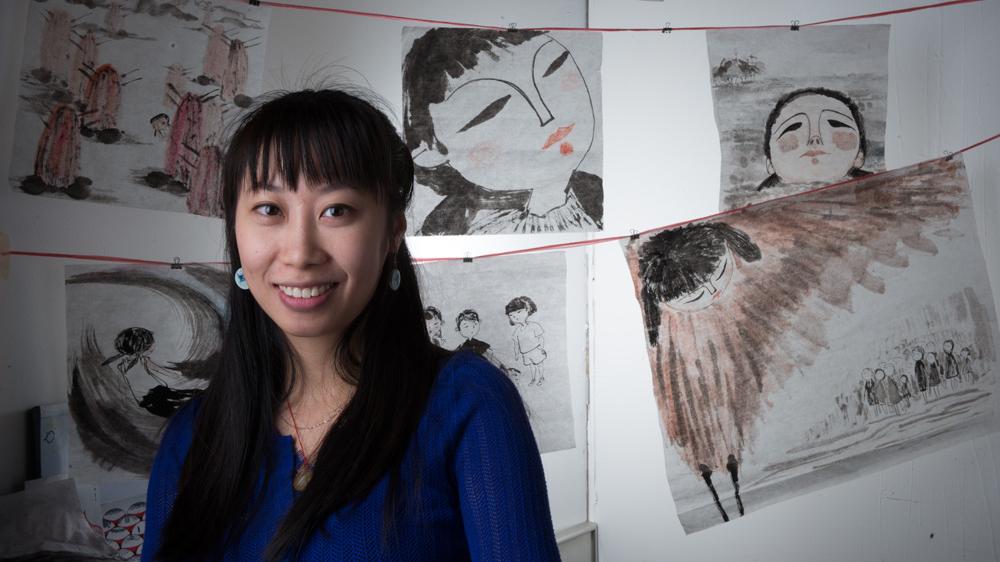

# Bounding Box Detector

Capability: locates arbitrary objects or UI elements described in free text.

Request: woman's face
[234,173,401,347]
[426,34,595,208]
[767,94,864,185]
[665,247,736,312]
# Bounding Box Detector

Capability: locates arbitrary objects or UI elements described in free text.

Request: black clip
[507,23,518,32]
[462,257,474,263]
[171,257,183,269]
[629,229,640,241]
[790,20,800,31]
[249,0,260,6]
[944,150,954,161]
[661,22,672,34]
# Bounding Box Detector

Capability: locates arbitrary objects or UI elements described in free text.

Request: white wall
[589,0,1000,560]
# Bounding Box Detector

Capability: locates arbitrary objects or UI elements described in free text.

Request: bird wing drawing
[623,155,975,524]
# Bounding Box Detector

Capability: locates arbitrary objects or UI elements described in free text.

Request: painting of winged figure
[623,155,998,532]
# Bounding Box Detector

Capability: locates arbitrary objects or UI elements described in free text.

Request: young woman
[142,89,560,561]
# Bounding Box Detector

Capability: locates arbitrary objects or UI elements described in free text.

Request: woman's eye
[253,203,280,216]
[457,94,511,133]
[322,205,348,218]
[778,122,802,137]
[827,119,854,129]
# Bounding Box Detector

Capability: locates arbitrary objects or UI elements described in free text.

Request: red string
[3,132,998,267]
[254,0,981,32]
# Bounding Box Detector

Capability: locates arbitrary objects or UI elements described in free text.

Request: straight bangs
[223,90,407,218]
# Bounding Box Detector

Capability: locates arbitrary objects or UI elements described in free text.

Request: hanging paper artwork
[65,264,225,484]
[707,25,889,210]
[9,1,268,216]
[419,252,576,453]
[402,27,604,235]
[623,156,998,533]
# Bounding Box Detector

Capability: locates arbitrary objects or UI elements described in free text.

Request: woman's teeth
[278,284,332,298]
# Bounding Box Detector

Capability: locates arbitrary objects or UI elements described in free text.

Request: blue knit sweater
[142,352,561,561]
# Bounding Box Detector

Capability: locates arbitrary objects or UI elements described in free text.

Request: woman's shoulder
[429,351,521,409]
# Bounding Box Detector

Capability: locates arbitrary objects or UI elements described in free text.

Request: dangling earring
[388,255,401,291]
[234,267,249,290]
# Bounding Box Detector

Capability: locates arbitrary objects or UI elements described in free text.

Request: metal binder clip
[507,23,518,32]
[171,257,183,269]
[462,252,473,263]
[790,20,800,31]
[629,229,640,241]
[662,22,672,34]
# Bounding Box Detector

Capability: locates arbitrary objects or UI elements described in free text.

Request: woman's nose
[281,219,328,268]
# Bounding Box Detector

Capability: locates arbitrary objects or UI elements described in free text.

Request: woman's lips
[543,123,575,150]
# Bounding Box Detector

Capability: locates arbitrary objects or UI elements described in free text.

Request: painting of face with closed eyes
[760,88,869,189]
[402,27,603,235]
[707,25,889,210]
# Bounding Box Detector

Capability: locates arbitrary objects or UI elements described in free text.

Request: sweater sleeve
[449,355,561,561]
[141,399,199,562]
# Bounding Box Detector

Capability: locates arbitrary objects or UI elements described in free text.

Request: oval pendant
[293,466,312,492]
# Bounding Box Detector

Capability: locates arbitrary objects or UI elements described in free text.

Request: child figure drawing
[455,309,520,380]
[506,296,547,386]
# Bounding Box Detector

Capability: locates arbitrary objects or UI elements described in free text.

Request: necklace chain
[281,406,342,431]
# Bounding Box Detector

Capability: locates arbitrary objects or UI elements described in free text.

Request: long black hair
[155,88,448,561]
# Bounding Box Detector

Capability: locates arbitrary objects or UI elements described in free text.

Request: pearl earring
[234,268,249,290]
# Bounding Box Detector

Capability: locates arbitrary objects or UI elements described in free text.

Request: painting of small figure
[418,252,577,453]
[455,309,521,380]
[706,26,889,209]
[66,263,226,484]
[623,156,998,533]
[100,326,201,417]
[506,296,547,386]
[424,306,445,347]
[9,0,268,216]
[402,27,603,235]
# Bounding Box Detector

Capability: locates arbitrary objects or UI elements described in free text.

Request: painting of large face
[430,34,594,199]
[766,93,865,185]
[403,28,604,235]
[706,25,889,210]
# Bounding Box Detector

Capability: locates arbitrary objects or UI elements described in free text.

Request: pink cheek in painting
[777,134,799,154]
[560,142,574,155]
[468,142,499,167]
[832,130,858,151]
[560,72,582,91]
